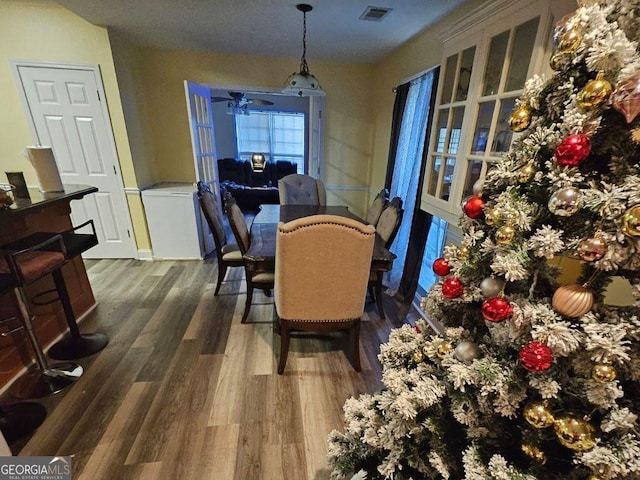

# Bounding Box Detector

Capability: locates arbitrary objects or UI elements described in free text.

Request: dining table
[244,204,396,275]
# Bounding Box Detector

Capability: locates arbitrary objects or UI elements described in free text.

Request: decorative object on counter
[5,172,29,199]
[0,184,15,208]
[25,146,64,193]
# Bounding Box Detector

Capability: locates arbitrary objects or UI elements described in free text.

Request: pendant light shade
[283,4,325,97]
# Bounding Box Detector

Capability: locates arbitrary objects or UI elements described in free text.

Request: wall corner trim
[438,0,530,43]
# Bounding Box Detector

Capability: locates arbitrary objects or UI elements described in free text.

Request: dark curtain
[391,67,440,314]
[384,83,410,190]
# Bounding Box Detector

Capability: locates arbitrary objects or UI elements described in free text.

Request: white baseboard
[137,249,153,261]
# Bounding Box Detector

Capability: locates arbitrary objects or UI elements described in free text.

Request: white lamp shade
[282,72,325,97]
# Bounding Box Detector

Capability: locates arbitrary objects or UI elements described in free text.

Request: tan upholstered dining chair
[278,174,326,205]
[223,192,275,323]
[369,197,404,319]
[274,214,375,374]
[197,182,244,295]
[365,188,389,226]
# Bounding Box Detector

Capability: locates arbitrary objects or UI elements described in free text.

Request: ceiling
[24,0,473,64]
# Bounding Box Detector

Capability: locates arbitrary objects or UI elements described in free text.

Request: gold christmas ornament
[592,363,617,383]
[550,52,566,71]
[577,235,608,262]
[577,74,613,110]
[436,340,454,359]
[621,205,640,237]
[412,351,424,364]
[523,402,555,429]
[508,106,531,132]
[484,209,500,226]
[495,224,516,245]
[553,12,577,45]
[457,244,470,259]
[517,163,536,183]
[557,29,582,53]
[553,415,596,451]
[521,443,547,464]
[552,284,594,318]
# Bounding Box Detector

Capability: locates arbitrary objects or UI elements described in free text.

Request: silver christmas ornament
[472,179,483,196]
[454,340,481,363]
[480,277,504,298]
[548,187,582,216]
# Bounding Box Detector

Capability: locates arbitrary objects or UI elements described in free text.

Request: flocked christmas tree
[328,1,640,479]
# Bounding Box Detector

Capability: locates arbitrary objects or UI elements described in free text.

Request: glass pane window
[427,155,442,196]
[463,159,484,198]
[440,157,456,200]
[491,97,517,154]
[435,110,449,152]
[418,216,448,295]
[483,31,509,96]
[441,55,457,104]
[448,107,465,154]
[471,101,495,154]
[236,111,305,172]
[235,113,269,153]
[455,47,475,101]
[506,17,540,91]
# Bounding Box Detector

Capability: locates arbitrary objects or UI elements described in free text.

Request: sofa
[218,158,297,211]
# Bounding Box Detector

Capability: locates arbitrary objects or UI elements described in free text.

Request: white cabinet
[141,183,211,259]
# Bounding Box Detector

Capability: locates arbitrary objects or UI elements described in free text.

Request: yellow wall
[0,2,137,188]
[0,2,375,248]
[119,44,376,213]
[0,2,152,249]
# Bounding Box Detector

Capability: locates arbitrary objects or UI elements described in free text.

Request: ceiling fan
[211,91,274,115]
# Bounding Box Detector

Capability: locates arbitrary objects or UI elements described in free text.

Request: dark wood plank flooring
[5,257,397,479]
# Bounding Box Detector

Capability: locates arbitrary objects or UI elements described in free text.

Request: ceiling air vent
[359,6,392,22]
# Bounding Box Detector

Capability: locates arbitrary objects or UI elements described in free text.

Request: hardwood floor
[8,257,396,479]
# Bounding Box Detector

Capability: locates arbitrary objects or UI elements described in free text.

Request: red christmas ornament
[432,258,451,276]
[442,277,464,299]
[463,196,485,219]
[481,297,513,323]
[555,134,591,166]
[519,342,554,372]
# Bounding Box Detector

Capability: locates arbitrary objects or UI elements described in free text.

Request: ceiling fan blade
[251,98,275,106]
[211,96,231,103]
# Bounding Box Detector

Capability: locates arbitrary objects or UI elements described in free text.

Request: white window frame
[235,110,305,171]
[420,0,574,226]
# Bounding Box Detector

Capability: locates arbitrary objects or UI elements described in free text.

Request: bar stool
[3,220,108,360]
[0,235,83,399]
[0,272,47,442]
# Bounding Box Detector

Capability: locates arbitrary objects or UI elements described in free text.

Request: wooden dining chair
[223,192,275,323]
[278,174,326,206]
[197,182,244,295]
[274,214,375,374]
[369,197,404,319]
[365,188,389,226]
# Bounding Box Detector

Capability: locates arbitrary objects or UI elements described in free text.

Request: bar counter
[0,185,98,389]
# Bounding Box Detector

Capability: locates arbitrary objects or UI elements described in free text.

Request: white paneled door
[13,62,136,259]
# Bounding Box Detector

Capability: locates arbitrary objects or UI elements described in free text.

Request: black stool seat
[2,222,107,361]
[4,230,98,260]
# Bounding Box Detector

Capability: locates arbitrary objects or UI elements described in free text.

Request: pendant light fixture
[283,4,325,97]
